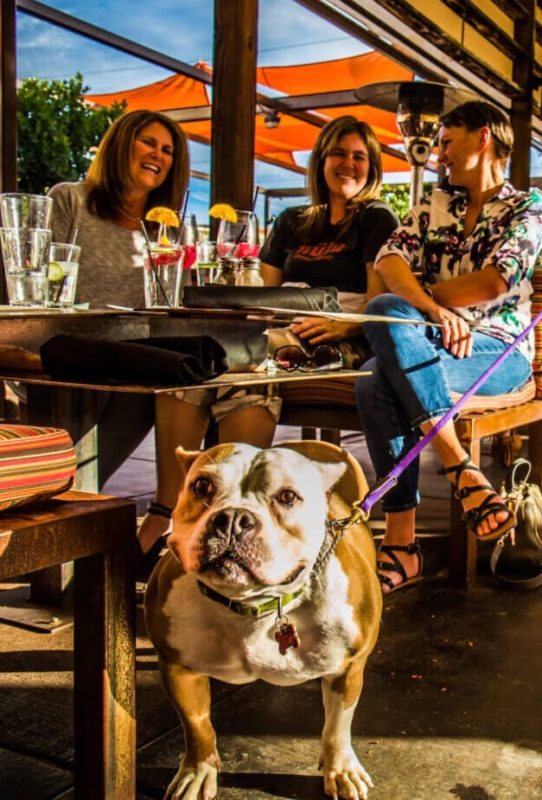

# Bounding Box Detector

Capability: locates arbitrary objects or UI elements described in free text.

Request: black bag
[182,285,341,312]
[490,458,542,590]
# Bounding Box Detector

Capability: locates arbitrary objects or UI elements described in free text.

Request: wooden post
[210,0,258,230]
[509,0,535,190]
[0,0,17,194]
[0,0,16,305]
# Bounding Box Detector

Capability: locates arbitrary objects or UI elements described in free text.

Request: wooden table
[0,490,137,800]
[0,307,361,602]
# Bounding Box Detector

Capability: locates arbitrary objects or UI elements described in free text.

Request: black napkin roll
[40,335,228,386]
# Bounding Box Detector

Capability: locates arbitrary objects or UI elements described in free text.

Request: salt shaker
[236,256,263,286]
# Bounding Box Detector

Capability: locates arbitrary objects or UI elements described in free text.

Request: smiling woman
[48,109,188,308]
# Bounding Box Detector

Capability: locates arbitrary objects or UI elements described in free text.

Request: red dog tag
[275,622,300,655]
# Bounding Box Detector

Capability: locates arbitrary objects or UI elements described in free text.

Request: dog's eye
[191,476,215,497]
[275,489,300,507]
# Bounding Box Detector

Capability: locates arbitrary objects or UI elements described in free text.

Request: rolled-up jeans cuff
[381,495,420,513]
[410,407,452,429]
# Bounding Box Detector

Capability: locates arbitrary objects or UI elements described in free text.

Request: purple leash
[359,309,542,517]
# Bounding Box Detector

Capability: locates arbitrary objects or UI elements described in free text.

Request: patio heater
[354,81,479,205]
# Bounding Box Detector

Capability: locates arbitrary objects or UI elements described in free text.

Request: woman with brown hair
[260,114,399,348]
[49,109,188,308]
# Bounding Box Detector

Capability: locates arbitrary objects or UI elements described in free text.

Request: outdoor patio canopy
[84,51,416,176]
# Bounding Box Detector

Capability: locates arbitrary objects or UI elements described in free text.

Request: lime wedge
[48,261,65,282]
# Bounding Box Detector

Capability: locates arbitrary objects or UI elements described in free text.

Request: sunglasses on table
[272,344,343,372]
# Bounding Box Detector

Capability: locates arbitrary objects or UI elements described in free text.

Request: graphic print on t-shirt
[295,242,347,260]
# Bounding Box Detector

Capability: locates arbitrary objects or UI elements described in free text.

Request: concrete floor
[1,427,541,800]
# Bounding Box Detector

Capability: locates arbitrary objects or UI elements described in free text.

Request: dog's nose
[210,507,258,540]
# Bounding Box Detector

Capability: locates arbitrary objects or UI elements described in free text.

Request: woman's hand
[289,317,362,345]
[428,305,473,359]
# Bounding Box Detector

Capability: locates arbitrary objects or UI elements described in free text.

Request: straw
[252,186,260,211]
[68,227,78,261]
[179,189,190,227]
[139,221,171,307]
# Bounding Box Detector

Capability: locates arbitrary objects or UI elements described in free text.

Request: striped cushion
[0,425,76,513]
[532,268,542,398]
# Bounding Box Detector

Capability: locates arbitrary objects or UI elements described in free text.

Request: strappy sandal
[377,542,423,594]
[439,456,516,542]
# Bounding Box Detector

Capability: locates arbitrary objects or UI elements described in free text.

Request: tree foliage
[380,183,411,221]
[17,73,125,194]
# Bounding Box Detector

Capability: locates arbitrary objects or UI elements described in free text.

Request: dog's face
[167,443,345,597]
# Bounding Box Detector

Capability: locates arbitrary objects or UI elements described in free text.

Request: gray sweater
[48,181,146,308]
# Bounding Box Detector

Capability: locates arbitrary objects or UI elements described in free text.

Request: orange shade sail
[85,52,414,174]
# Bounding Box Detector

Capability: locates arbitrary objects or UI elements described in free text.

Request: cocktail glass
[217,210,259,258]
[180,213,199,286]
[0,226,51,306]
[141,220,184,307]
[47,242,81,308]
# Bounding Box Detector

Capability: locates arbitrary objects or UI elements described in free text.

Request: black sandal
[439,456,516,542]
[145,501,173,521]
[136,501,173,582]
[377,542,423,594]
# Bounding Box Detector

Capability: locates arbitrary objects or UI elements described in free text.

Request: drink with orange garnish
[142,207,184,307]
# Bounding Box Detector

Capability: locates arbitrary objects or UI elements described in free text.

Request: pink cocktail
[183,243,197,269]
[236,242,260,258]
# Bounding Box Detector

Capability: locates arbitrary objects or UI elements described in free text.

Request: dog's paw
[322,749,373,800]
[164,762,218,800]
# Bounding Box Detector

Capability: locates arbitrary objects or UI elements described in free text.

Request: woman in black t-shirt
[260,115,399,347]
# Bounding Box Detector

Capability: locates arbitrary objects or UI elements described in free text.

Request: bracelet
[423,286,434,299]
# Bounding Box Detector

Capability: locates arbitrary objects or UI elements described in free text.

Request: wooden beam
[510,0,535,189]
[210,0,258,215]
[1,0,17,193]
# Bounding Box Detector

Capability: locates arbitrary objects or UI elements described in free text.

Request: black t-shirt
[259,201,399,293]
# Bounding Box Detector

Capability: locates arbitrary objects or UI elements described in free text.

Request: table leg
[73,543,136,799]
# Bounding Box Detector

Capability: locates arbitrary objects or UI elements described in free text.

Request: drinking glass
[47,242,81,308]
[0,193,53,229]
[216,210,259,258]
[141,220,184,307]
[0,226,51,306]
[195,241,219,285]
[181,213,199,286]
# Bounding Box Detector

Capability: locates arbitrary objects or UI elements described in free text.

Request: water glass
[216,210,259,258]
[0,193,53,229]
[143,243,184,307]
[47,242,81,307]
[0,226,51,306]
[196,241,219,285]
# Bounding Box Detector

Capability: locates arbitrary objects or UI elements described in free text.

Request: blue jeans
[355,294,532,512]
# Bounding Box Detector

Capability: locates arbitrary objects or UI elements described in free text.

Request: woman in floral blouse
[355,100,542,594]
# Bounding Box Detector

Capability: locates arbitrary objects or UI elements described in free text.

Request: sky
[13,0,379,224]
[15,0,542,225]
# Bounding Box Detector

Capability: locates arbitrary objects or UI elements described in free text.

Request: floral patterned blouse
[376,180,542,363]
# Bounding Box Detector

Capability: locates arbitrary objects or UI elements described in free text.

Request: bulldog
[145,440,382,800]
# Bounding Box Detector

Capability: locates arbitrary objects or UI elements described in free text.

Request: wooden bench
[0,490,137,800]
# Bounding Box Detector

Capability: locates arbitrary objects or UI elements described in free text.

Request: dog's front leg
[320,659,373,800]
[159,660,220,800]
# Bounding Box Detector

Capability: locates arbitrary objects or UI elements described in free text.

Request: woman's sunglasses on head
[272,344,343,372]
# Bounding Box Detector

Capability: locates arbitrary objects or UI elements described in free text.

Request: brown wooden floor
[1,426,541,799]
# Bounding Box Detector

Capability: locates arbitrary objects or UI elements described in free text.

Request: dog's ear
[175,447,202,480]
[318,461,347,495]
